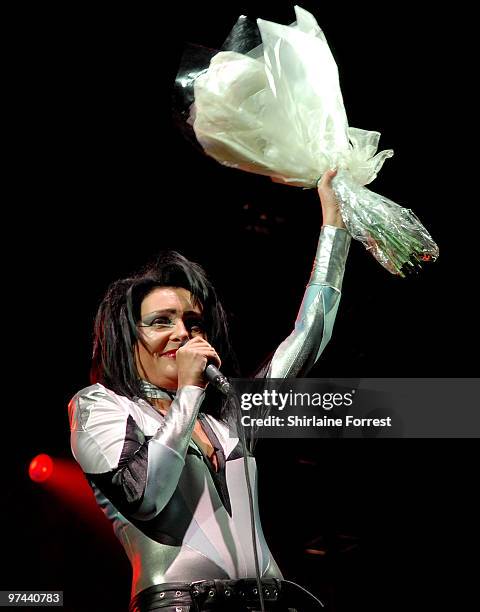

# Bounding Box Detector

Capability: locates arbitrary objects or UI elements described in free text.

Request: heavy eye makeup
[150,316,174,327]
[185,317,205,335]
[141,310,205,334]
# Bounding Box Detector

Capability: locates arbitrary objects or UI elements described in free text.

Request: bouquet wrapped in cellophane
[174,5,439,276]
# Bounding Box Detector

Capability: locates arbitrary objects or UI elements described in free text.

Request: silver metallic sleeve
[268,225,351,378]
[132,385,205,520]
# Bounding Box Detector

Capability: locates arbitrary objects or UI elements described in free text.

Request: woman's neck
[149,397,172,416]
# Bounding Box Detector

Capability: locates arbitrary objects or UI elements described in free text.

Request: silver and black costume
[68,226,350,608]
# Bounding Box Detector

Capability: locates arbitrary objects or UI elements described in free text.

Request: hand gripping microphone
[177,340,231,396]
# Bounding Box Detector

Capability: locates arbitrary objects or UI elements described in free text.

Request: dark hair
[90,251,240,421]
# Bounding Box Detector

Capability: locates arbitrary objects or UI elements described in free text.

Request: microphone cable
[230,388,266,612]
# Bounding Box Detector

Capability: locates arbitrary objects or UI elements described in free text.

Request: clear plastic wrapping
[174,5,439,276]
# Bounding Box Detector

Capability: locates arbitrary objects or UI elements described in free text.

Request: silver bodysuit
[68,226,350,600]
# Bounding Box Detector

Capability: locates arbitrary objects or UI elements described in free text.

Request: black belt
[129,578,324,611]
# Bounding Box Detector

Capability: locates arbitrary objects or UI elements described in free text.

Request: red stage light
[29,453,54,482]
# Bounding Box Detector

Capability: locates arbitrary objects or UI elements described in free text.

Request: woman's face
[135,286,206,390]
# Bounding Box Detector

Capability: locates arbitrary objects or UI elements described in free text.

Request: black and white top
[68,226,350,599]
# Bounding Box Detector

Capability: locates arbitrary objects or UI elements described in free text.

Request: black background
[4,1,476,610]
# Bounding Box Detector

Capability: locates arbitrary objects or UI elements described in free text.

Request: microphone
[204,363,231,396]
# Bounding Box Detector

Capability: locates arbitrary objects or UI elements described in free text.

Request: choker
[140,379,176,401]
